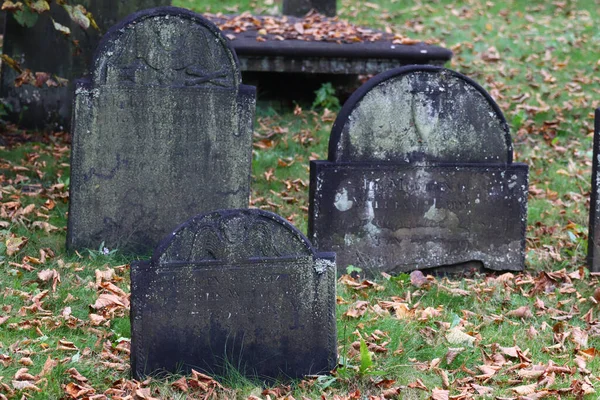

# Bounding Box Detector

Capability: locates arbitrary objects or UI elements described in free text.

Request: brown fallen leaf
[445,347,464,364]
[343,300,369,319]
[410,270,428,288]
[18,357,33,366]
[37,269,61,292]
[407,379,427,391]
[39,356,58,376]
[57,339,78,351]
[31,221,59,233]
[89,313,106,326]
[66,367,88,383]
[511,383,537,395]
[506,305,533,319]
[91,293,126,310]
[14,367,36,381]
[12,380,41,392]
[64,382,94,398]
[471,384,493,395]
[171,376,188,392]
[431,388,449,400]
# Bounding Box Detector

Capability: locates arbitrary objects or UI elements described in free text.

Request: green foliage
[13,8,39,28]
[346,264,362,275]
[312,82,341,111]
[358,338,373,376]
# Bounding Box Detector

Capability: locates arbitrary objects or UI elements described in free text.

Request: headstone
[588,108,600,272]
[0,0,170,129]
[67,7,255,254]
[283,0,336,17]
[309,65,529,275]
[130,209,337,380]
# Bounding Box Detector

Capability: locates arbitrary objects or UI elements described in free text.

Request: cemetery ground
[1,0,600,398]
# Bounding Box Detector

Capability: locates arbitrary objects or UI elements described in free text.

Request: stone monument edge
[326,65,513,164]
[588,108,600,272]
[130,259,149,380]
[65,77,94,252]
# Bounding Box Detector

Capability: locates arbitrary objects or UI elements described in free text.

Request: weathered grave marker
[131,209,337,379]
[588,108,600,272]
[309,65,528,275]
[67,7,255,253]
[283,0,336,17]
[0,0,170,129]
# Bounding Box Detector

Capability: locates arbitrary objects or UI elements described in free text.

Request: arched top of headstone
[92,6,241,89]
[153,209,315,264]
[329,65,512,164]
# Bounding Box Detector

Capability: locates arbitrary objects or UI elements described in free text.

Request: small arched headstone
[309,65,529,275]
[67,7,255,253]
[130,209,336,380]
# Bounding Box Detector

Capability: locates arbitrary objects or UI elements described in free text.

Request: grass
[1,0,600,398]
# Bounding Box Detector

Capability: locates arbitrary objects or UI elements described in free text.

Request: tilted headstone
[588,108,600,272]
[0,0,170,129]
[131,209,337,379]
[67,7,255,253]
[309,65,529,275]
[283,0,336,17]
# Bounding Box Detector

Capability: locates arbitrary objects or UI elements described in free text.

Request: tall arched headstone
[67,7,255,254]
[309,65,528,275]
[131,209,337,379]
[0,0,171,129]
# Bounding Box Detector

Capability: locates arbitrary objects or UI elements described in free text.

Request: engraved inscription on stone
[311,165,527,273]
[131,209,336,380]
[68,7,255,253]
[310,65,529,275]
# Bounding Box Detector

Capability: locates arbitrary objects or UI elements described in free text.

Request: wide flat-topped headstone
[309,65,528,275]
[0,0,171,129]
[207,14,452,76]
[131,209,337,380]
[588,108,600,272]
[67,7,255,253]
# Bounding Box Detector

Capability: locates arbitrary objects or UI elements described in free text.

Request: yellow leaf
[6,235,27,256]
[446,327,475,347]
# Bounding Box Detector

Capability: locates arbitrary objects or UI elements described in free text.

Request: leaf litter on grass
[3,0,600,398]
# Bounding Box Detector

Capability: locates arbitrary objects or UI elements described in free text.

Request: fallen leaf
[507,305,533,319]
[511,383,537,395]
[446,327,476,347]
[6,235,27,256]
[431,389,449,400]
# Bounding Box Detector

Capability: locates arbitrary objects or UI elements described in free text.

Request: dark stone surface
[207,15,452,76]
[588,108,600,272]
[0,0,170,129]
[283,0,336,17]
[309,65,529,275]
[131,209,337,380]
[67,7,255,254]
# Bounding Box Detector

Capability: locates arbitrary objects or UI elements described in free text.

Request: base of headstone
[309,162,528,275]
[131,209,337,381]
